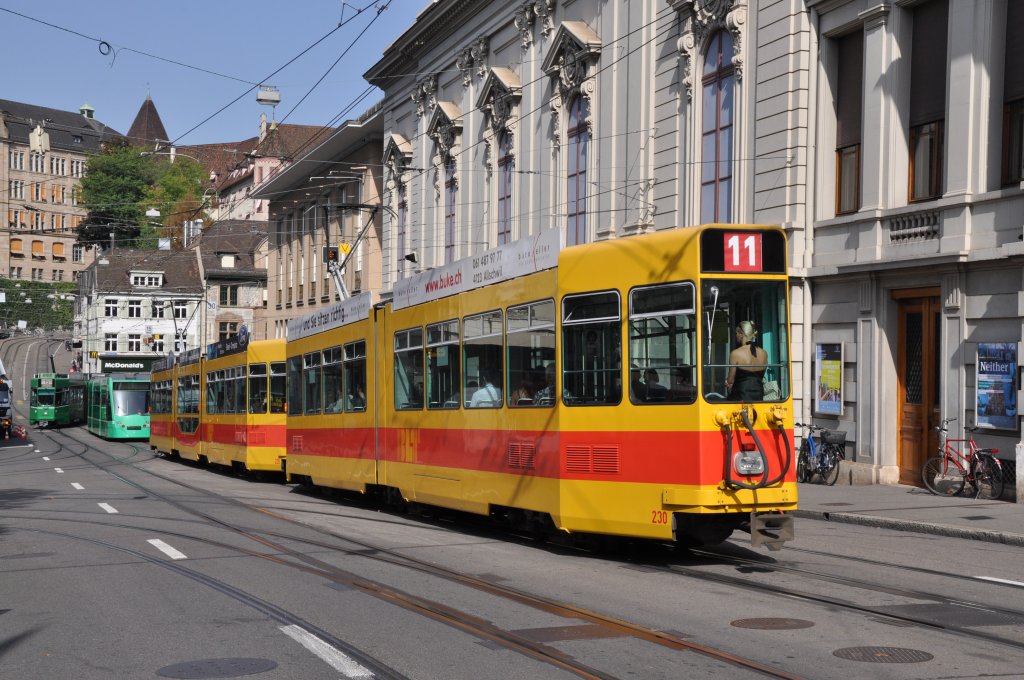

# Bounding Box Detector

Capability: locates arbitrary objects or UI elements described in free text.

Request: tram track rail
[34,424,804,680]
[41,422,1024,669]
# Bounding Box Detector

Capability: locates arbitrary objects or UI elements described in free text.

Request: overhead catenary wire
[0,6,260,85]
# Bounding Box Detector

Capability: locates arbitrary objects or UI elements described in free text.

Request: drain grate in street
[731,618,814,630]
[833,646,933,663]
[156,658,278,679]
[874,602,1024,627]
[819,502,854,507]
[962,515,995,521]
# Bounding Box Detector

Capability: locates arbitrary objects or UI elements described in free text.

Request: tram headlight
[734,450,765,476]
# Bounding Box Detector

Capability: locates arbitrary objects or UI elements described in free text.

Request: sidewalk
[794,482,1024,547]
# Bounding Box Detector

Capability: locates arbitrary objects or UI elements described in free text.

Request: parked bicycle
[795,422,846,485]
[920,418,1004,500]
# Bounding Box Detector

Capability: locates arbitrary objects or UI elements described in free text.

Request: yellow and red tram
[283,224,796,547]
[150,358,175,455]
[202,337,287,473]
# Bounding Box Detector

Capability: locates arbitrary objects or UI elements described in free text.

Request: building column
[859,4,905,211]
[944,0,1001,197]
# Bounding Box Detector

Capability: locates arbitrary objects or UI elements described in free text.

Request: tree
[77,140,211,250]
[140,156,212,249]
[77,139,156,248]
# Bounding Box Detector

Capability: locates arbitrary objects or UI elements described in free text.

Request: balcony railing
[887,210,940,244]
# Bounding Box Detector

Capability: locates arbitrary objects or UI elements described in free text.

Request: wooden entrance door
[896,290,941,485]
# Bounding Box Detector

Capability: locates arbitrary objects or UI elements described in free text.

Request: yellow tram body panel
[278,224,797,547]
[202,338,287,472]
[173,357,204,462]
[149,363,176,456]
[285,296,378,488]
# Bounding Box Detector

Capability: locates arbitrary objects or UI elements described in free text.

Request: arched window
[497,131,513,245]
[396,183,407,278]
[701,31,734,223]
[566,96,589,246]
[444,154,457,264]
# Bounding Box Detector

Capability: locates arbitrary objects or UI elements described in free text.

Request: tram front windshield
[701,279,789,402]
[112,382,150,416]
[32,391,55,406]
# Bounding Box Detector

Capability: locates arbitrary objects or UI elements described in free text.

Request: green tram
[85,373,151,439]
[29,373,85,427]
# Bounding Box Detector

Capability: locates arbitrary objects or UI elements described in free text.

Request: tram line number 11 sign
[723,232,763,273]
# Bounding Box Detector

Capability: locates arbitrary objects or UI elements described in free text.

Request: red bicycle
[920,418,1004,499]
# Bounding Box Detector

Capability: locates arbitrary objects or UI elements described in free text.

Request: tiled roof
[87,249,203,294]
[0,98,121,153]
[180,124,333,191]
[191,220,268,280]
[125,97,169,147]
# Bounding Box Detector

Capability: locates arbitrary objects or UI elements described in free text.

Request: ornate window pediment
[478,67,523,173]
[383,132,413,193]
[670,0,748,98]
[427,101,463,157]
[477,67,523,134]
[542,21,602,101]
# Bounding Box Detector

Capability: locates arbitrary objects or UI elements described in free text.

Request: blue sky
[1,1,426,145]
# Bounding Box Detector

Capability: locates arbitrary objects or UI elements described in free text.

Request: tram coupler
[750,511,793,551]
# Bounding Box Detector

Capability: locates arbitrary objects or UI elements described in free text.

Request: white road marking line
[97,503,118,514]
[54,467,63,473]
[147,539,187,560]
[42,456,50,461]
[279,624,373,678]
[71,483,84,490]
[976,575,1024,588]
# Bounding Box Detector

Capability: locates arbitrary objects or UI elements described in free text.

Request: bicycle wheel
[821,445,841,486]
[796,440,811,483]
[921,455,965,496]
[972,455,1004,500]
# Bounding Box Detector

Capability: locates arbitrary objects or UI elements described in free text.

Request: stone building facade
[254,108,384,339]
[0,100,111,284]
[251,0,1023,490]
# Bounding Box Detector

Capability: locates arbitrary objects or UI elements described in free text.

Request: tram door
[895,291,941,485]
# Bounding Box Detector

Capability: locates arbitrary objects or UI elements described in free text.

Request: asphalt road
[2,336,1024,679]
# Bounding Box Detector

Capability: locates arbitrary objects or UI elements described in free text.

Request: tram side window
[463,310,503,408]
[224,368,237,414]
[506,300,556,407]
[304,352,322,415]
[628,283,697,404]
[562,292,622,405]
[270,362,287,413]
[394,328,424,410]
[206,372,218,414]
[57,389,68,407]
[427,319,460,409]
[287,357,303,415]
[237,366,247,413]
[177,377,188,415]
[248,363,268,414]
[301,352,321,417]
[322,347,343,413]
[218,370,230,413]
[344,341,366,412]
[189,375,201,414]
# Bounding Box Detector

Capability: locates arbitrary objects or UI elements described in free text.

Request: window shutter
[1006,1,1024,102]
[836,30,864,148]
[909,0,949,125]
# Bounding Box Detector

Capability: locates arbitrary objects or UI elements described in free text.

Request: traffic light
[323,246,340,264]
